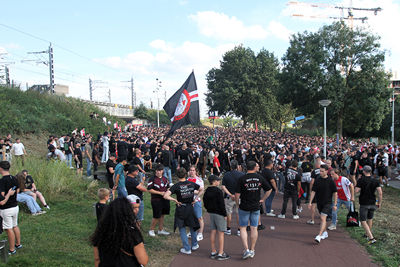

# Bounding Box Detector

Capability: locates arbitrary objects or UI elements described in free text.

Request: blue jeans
[264,190,276,213]
[331,199,352,226]
[137,200,144,221]
[164,167,172,184]
[66,153,73,168]
[238,209,260,227]
[117,187,128,198]
[86,157,92,176]
[277,172,285,192]
[179,227,198,251]
[101,145,109,163]
[17,193,42,214]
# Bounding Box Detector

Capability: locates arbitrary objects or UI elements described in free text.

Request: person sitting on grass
[21,170,50,209]
[95,188,110,222]
[203,174,230,261]
[15,172,46,216]
[91,197,148,267]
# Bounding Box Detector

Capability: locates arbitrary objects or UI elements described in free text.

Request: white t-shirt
[187,176,204,202]
[12,143,25,156]
[54,149,66,161]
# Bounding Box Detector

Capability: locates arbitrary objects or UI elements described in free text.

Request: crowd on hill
[0,126,393,264]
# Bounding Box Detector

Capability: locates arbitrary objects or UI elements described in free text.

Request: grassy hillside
[0,86,125,135]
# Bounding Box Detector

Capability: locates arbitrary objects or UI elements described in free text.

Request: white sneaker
[169,183,174,187]
[315,235,322,243]
[192,244,199,251]
[187,232,191,238]
[277,214,285,219]
[158,229,170,236]
[237,229,241,236]
[327,224,336,230]
[307,220,315,225]
[45,205,50,210]
[321,231,328,239]
[266,212,276,217]
[224,229,231,235]
[148,230,156,237]
[293,215,300,220]
[197,233,203,241]
[249,250,255,258]
[297,207,303,213]
[180,248,191,254]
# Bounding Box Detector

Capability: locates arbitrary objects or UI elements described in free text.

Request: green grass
[0,156,182,266]
[338,186,400,267]
[0,86,124,135]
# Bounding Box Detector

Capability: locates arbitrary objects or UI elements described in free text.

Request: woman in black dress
[91,198,148,267]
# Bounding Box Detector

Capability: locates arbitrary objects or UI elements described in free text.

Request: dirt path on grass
[170,193,377,267]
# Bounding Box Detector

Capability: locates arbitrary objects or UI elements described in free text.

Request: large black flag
[163,71,200,137]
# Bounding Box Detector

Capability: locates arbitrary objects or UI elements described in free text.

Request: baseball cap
[208,174,221,184]
[126,194,141,204]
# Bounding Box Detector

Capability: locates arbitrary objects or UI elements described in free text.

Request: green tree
[134,103,148,119]
[206,46,280,127]
[280,22,391,136]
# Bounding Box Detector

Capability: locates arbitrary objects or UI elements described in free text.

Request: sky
[1,0,399,117]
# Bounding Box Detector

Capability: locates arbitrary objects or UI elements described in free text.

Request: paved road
[170,194,377,267]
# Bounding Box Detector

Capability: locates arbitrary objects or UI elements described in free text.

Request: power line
[0,23,125,74]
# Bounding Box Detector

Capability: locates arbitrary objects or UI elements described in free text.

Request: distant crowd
[0,126,393,264]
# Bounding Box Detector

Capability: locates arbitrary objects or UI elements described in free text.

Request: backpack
[64,142,69,151]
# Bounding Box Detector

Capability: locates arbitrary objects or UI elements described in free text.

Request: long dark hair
[90,197,139,256]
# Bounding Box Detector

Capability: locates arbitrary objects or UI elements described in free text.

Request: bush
[10,156,91,202]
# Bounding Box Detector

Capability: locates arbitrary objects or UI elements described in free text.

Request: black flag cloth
[163,71,200,137]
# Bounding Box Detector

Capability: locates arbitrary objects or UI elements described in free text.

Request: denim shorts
[193,201,202,219]
[238,209,260,227]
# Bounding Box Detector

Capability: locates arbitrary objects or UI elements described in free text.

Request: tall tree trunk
[336,111,343,138]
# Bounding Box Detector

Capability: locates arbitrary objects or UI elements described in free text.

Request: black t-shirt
[106,160,117,180]
[301,162,313,173]
[169,180,200,204]
[284,168,301,193]
[74,148,82,162]
[222,170,244,195]
[126,175,143,200]
[203,186,227,217]
[25,175,34,190]
[178,149,190,164]
[261,168,276,191]
[95,202,107,222]
[311,168,320,180]
[312,177,337,205]
[98,226,143,267]
[191,151,199,165]
[356,175,381,205]
[131,157,143,170]
[161,150,172,167]
[117,141,129,157]
[235,172,271,211]
[65,141,73,155]
[0,143,4,154]
[92,148,99,161]
[0,175,19,209]
[109,138,116,153]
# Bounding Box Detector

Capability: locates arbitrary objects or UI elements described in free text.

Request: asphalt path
[170,193,377,267]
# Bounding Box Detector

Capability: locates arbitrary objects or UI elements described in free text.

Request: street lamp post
[154,78,162,128]
[319,99,331,159]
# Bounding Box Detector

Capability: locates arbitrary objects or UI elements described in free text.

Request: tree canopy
[280,21,391,136]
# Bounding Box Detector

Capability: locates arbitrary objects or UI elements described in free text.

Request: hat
[208,175,221,184]
[126,194,141,204]
[363,165,372,173]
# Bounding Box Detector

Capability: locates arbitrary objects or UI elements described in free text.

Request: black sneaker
[257,224,265,230]
[8,250,16,256]
[15,244,23,249]
[217,252,231,261]
[210,252,217,259]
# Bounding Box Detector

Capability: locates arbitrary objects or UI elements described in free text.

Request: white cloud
[93,40,236,116]
[189,11,269,41]
[0,46,7,54]
[283,0,400,72]
[267,21,293,41]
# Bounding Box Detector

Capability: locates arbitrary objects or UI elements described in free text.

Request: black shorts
[317,203,331,216]
[75,161,82,169]
[151,199,170,219]
[378,167,388,177]
[359,205,376,221]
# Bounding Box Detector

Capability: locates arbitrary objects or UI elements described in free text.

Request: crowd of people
[0,126,392,264]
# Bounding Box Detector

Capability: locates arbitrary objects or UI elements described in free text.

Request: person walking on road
[355,165,382,244]
[235,161,271,259]
[278,160,301,220]
[261,159,278,217]
[328,168,354,230]
[308,164,338,243]
[221,160,243,236]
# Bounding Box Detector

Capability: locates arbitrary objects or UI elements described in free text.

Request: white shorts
[0,206,19,229]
